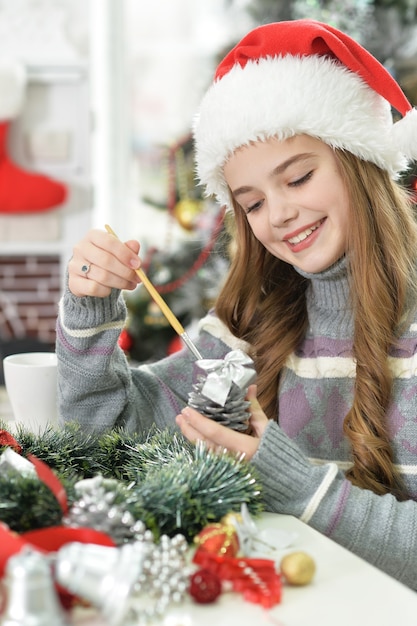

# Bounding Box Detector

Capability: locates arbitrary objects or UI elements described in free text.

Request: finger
[68,230,141,296]
[177,407,227,444]
[68,255,139,297]
[176,407,259,459]
[175,413,217,450]
[124,239,140,255]
[75,231,141,276]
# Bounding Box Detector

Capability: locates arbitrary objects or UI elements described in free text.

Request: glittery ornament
[188,349,257,432]
[194,522,240,558]
[280,551,316,586]
[1,547,69,626]
[55,532,192,625]
[189,568,222,604]
[193,551,282,609]
[63,475,145,545]
[129,533,193,622]
[0,430,22,454]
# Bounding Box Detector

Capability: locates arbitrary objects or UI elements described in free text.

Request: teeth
[288,222,320,244]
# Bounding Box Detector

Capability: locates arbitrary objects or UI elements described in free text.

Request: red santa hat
[193,19,417,208]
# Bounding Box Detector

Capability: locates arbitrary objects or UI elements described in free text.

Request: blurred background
[0,0,416,370]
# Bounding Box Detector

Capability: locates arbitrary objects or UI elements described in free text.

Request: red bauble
[118,328,133,352]
[194,522,239,558]
[167,335,183,355]
[189,568,222,603]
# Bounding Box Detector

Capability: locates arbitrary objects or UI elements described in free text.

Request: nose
[267,193,299,227]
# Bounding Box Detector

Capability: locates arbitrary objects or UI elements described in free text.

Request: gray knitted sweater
[56,259,417,590]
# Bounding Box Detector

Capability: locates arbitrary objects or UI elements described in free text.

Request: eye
[245,199,263,214]
[289,170,313,187]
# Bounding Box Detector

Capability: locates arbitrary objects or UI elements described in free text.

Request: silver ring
[81,263,91,276]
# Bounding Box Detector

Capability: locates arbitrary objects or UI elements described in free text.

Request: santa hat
[193,19,417,208]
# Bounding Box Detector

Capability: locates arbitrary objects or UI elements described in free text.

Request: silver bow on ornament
[195,349,256,407]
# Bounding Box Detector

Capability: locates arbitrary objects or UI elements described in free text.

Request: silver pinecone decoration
[188,349,256,432]
[63,475,145,545]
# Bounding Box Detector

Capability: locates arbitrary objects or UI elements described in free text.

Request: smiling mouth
[286,219,324,245]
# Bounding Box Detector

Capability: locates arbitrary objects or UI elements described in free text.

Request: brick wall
[0,255,60,347]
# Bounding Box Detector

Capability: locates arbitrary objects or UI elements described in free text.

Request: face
[223,135,351,274]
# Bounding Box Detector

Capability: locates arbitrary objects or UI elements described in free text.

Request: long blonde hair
[215,149,417,500]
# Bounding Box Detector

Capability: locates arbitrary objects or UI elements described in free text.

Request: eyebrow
[231,152,317,198]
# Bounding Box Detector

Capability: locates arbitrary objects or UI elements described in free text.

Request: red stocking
[0,120,68,214]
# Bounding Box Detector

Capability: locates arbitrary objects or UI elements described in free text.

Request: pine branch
[0,423,263,540]
[0,471,75,532]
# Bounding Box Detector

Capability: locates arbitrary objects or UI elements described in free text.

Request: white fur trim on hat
[391,108,417,163]
[193,55,411,208]
[0,60,27,120]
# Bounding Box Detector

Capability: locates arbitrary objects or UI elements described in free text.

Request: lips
[285,219,324,245]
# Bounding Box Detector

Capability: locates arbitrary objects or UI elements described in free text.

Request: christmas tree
[122,134,231,363]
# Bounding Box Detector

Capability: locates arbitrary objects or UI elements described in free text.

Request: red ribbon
[0,433,115,608]
[0,430,22,454]
[0,430,68,514]
[193,549,282,609]
[27,453,68,515]
[0,524,115,576]
[0,523,116,609]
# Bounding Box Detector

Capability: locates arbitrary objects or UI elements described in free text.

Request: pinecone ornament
[188,349,256,432]
[64,475,146,545]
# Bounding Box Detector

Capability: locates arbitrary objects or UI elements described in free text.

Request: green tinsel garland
[0,421,263,540]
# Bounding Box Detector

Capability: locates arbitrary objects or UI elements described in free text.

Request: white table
[71,512,417,626]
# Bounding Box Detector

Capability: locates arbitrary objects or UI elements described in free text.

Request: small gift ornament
[194,521,240,558]
[188,349,256,432]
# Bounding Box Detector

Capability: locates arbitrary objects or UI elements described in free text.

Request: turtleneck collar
[294,255,351,312]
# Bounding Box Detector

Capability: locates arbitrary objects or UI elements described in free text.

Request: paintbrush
[105,224,203,360]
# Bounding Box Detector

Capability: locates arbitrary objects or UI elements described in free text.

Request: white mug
[3,352,58,434]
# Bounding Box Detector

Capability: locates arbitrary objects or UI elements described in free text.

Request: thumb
[246,384,268,437]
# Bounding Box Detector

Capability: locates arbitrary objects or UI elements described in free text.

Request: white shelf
[0,242,62,256]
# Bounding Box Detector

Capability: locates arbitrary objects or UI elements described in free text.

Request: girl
[57,20,417,589]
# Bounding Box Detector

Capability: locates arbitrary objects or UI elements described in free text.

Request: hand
[68,229,142,297]
[176,385,268,459]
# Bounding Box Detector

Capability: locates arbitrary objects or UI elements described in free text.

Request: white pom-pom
[391,108,417,162]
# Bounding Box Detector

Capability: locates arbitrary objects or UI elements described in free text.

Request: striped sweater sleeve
[251,421,417,590]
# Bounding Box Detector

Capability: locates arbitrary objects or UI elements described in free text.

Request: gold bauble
[280,551,316,586]
[173,199,202,231]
